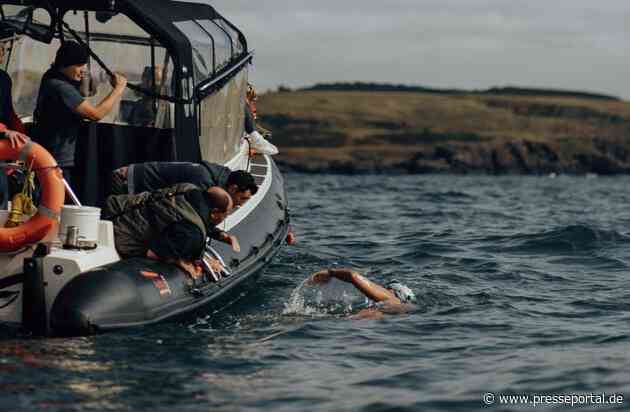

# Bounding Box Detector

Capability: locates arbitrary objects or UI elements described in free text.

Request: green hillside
[257,89,630,174]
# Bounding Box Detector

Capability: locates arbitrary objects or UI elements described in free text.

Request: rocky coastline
[257,88,630,175]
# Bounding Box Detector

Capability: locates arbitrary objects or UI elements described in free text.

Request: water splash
[283,277,364,316]
[188,315,214,333]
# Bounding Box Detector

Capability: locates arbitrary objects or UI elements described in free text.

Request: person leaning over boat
[0,29,29,208]
[111,161,257,207]
[103,185,238,277]
[32,41,127,187]
[308,268,417,319]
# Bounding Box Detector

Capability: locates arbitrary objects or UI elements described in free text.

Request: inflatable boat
[0,0,289,336]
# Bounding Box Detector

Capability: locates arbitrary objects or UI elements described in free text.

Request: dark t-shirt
[128,161,230,194]
[33,69,85,167]
[0,70,15,126]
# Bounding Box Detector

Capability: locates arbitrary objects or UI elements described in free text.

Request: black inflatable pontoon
[0,1,290,336]
[48,162,289,336]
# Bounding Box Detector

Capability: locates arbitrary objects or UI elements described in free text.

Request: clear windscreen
[174,17,243,85]
[198,66,247,164]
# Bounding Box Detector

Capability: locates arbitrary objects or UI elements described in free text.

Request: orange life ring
[0,125,65,252]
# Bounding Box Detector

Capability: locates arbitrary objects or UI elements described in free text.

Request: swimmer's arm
[329,269,400,304]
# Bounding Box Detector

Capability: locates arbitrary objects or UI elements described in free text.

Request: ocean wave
[417,190,477,204]
[494,224,630,253]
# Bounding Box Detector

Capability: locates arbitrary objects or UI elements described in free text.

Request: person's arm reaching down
[209,226,240,252]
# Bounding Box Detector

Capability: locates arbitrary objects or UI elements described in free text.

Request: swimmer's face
[62,63,87,82]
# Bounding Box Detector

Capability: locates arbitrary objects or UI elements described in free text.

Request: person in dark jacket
[111,161,258,207]
[0,29,29,208]
[33,41,127,187]
[103,185,238,277]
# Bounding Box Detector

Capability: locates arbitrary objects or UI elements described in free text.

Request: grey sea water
[1,173,630,411]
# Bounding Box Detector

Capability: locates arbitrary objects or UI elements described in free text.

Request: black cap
[54,41,89,68]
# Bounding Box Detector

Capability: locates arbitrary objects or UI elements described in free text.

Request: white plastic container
[59,206,101,243]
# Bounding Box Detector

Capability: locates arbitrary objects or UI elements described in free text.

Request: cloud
[205,0,630,98]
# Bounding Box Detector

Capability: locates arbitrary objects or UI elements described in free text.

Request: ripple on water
[497,224,630,254]
[3,174,630,411]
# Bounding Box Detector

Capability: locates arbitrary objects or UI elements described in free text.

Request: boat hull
[43,159,288,336]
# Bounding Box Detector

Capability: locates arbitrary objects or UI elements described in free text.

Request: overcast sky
[207,0,630,99]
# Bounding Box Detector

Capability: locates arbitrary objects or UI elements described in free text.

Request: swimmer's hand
[308,270,332,285]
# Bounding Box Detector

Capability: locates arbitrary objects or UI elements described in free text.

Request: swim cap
[386,280,416,303]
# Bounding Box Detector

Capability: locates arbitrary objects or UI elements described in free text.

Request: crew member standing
[33,41,127,187]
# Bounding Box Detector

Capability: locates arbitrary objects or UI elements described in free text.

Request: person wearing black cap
[111,161,258,207]
[33,41,127,186]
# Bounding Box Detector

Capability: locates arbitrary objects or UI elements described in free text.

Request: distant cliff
[302,82,621,102]
[257,85,630,175]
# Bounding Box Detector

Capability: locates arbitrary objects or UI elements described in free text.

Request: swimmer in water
[308,268,416,319]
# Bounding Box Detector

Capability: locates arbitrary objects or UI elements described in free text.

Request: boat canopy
[0,0,252,206]
[0,0,249,91]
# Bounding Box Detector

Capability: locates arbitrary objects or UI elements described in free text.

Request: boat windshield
[173,16,244,85]
[2,7,175,129]
[198,67,247,164]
